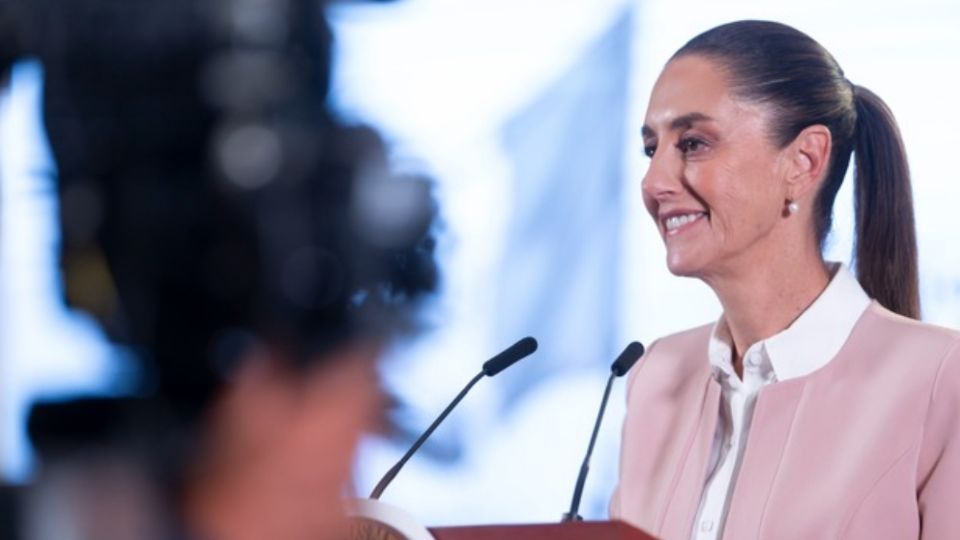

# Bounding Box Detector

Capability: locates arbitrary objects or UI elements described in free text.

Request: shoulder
[898,310,960,489]
[846,302,960,373]
[850,309,960,527]
[626,322,713,393]
[847,302,960,386]
[645,322,714,358]
[861,302,960,416]
[861,302,960,346]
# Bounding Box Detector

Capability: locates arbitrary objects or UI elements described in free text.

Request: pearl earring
[787,201,800,214]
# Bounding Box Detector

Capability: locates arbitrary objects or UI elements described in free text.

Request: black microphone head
[611,341,644,377]
[482,336,537,376]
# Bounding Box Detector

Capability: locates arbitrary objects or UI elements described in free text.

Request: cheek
[680,161,746,239]
[711,160,783,236]
[682,161,728,217]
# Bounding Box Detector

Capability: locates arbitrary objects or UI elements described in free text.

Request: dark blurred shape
[7,0,438,421]
[0,484,22,539]
[0,0,437,537]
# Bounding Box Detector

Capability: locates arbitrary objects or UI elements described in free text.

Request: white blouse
[690,264,871,540]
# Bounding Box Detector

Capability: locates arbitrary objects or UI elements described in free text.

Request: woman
[610,21,960,539]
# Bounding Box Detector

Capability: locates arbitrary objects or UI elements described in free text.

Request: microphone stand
[370,371,485,499]
[561,371,616,522]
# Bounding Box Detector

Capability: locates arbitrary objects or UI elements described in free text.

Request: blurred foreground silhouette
[0,0,437,538]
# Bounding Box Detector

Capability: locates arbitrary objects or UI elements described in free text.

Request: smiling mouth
[663,212,707,235]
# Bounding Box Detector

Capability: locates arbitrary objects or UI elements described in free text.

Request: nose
[641,149,683,204]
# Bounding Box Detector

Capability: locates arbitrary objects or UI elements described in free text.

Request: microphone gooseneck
[369,371,484,500]
[369,336,538,500]
[562,341,645,522]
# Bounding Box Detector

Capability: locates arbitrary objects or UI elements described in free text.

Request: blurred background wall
[2,0,959,525]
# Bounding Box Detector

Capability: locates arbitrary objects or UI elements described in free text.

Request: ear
[785,124,832,199]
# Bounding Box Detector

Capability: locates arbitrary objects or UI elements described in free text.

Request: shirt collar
[708,263,871,382]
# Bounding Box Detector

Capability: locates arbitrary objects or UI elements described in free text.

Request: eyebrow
[641,112,715,138]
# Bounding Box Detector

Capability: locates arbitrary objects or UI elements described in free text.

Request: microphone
[369,336,538,499]
[562,341,644,522]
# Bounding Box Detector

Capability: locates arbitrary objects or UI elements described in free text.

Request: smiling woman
[612,20,960,540]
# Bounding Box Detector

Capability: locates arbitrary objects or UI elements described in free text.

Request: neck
[704,245,830,364]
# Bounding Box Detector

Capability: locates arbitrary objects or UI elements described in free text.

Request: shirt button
[701,520,715,532]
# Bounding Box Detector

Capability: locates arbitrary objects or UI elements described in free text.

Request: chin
[665,250,706,278]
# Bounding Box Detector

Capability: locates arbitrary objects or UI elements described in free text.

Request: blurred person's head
[3,0,437,538]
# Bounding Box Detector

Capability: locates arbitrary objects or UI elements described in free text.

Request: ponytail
[852,85,920,319]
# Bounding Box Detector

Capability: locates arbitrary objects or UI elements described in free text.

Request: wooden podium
[348,499,657,540]
[431,521,656,540]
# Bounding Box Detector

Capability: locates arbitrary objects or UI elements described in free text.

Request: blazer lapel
[659,376,723,539]
[720,379,807,538]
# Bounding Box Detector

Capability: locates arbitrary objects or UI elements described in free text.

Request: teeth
[664,212,704,231]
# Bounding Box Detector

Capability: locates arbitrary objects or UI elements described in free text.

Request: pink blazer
[610,302,960,539]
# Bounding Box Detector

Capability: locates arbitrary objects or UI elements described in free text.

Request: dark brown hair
[673,20,919,318]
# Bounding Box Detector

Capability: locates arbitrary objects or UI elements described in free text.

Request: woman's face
[641,55,792,280]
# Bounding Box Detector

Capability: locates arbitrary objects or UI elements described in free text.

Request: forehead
[643,55,756,135]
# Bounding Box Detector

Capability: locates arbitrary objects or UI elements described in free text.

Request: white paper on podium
[347,498,436,540]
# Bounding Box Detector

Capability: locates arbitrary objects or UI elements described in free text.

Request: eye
[643,143,657,158]
[676,136,707,155]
